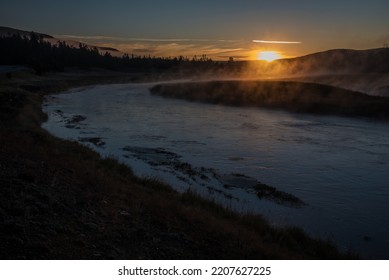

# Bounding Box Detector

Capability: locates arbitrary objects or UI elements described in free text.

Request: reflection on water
[43,83,389,258]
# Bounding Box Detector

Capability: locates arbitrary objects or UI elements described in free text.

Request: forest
[0,32,244,75]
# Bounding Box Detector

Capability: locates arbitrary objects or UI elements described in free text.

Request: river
[42,82,389,258]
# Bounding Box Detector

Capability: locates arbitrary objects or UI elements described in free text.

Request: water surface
[43,83,389,258]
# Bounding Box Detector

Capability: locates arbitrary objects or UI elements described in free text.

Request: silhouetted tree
[0,33,246,75]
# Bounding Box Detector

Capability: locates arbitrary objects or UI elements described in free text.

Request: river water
[42,82,389,258]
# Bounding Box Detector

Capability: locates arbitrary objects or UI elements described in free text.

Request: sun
[257,51,281,62]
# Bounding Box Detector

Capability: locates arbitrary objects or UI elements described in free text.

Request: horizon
[1,0,388,60]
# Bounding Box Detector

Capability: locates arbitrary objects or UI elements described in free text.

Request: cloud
[132,48,155,53]
[217,55,249,59]
[57,35,119,41]
[253,40,302,44]
[56,34,220,43]
[120,38,211,42]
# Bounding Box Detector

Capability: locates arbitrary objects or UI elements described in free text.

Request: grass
[150,80,389,119]
[0,70,355,259]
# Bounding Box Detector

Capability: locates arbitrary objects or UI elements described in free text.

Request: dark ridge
[0,26,53,39]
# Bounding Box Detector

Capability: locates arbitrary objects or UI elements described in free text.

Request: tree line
[0,32,244,75]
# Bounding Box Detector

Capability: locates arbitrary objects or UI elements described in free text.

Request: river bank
[0,69,352,259]
[150,80,389,119]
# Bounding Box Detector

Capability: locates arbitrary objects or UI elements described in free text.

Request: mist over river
[42,82,389,258]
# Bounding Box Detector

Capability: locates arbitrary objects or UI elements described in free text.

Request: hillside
[0,26,121,56]
[0,26,53,39]
[280,49,389,96]
[275,48,389,75]
[245,48,389,96]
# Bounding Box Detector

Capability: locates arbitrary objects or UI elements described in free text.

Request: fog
[225,48,389,97]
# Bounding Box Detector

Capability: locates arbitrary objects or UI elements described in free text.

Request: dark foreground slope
[150,80,389,119]
[0,71,352,259]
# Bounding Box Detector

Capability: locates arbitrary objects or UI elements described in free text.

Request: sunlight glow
[257,51,281,62]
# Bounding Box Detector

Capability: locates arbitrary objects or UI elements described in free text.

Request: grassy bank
[150,80,389,119]
[0,70,353,259]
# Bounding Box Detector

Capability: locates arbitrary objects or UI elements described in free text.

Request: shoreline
[0,69,355,259]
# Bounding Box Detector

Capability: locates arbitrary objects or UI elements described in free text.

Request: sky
[1,0,388,60]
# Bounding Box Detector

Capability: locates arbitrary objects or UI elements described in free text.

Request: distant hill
[0,26,121,56]
[275,48,389,75]
[246,48,389,96]
[274,49,389,96]
[0,26,53,39]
